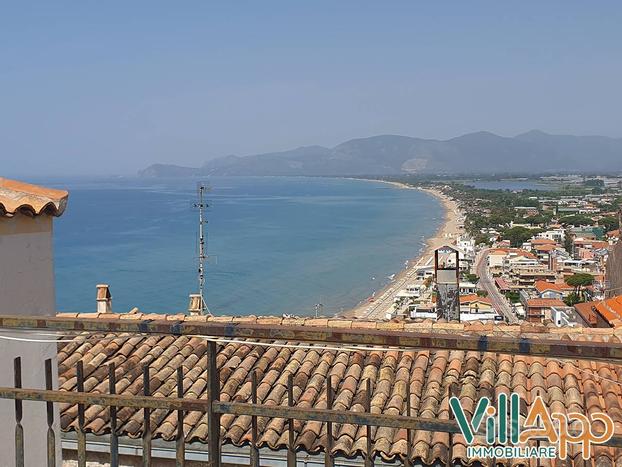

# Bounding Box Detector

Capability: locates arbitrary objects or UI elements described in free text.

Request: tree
[559,214,594,226]
[474,233,492,246]
[464,273,479,284]
[599,216,620,232]
[502,226,535,247]
[564,292,582,306]
[565,273,595,301]
[527,214,552,226]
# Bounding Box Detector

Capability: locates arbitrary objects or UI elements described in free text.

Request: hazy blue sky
[2,2,622,176]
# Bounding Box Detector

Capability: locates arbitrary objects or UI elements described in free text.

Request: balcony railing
[1,314,622,467]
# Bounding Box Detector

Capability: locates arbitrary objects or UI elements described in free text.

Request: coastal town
[3,174,622,466]
[5,4,622,466]
[349,176,622,329]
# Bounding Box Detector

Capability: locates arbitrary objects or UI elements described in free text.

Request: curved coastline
[341,179,462,319]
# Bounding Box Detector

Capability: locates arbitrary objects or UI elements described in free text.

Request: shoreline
[340,179,462,319]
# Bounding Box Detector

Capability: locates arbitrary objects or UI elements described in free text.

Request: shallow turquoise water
[48,176,442,316]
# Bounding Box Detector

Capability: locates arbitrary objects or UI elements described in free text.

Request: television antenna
[193,183,211,315]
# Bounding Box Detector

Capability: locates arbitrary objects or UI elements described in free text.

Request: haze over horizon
[2,2,622,177]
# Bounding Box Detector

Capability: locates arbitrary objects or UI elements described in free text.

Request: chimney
[188,294,203,316]
[96,284,112,313]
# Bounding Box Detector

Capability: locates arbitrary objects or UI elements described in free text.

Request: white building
[457,235,475,257]
[0,178,68,466]
[459,282,477,295]
[538,229,566,243]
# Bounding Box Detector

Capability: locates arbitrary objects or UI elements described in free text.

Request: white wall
[488,254,505,269]
[0,213,61,466]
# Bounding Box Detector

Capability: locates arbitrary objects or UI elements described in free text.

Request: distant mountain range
[139,130,622,177]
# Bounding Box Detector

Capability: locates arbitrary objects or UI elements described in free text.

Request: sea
[43,176,442,316]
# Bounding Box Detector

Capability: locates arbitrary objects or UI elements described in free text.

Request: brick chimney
[96,284,112,313]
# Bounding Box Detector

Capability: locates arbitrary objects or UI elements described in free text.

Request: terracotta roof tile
[55,314,622,464]
[590,296,622,326]
[534,280,574,294]
[0,177,68,217]
[526,298,567,308]
[532,238,557,245]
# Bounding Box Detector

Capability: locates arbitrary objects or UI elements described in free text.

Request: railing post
[142,365,152,467]
[176,366,186,466]
[76,361,87,467]
[45,359,56,467]
[14,357,24,467]
[250,370,260,467]
[109,363,119,467]
[405,387,412,467]
[207,340,221,467]
[325,375,334,467]
[365,378,374,467]
[287,373,296,467]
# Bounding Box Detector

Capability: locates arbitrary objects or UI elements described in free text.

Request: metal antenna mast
[194,183,210,315]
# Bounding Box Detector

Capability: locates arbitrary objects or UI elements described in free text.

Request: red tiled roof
[0,177,68,217]
[459,294,492,305]
[494,277,510,290]
[534,280,573,294]
[574,301,599,326]
[56,313,622,465]
[490,248,537,259]
[531,238,556,245]
[593,296,622,326]
[574,239,609,249]
[533,244,556,252]
[526,298,566,308]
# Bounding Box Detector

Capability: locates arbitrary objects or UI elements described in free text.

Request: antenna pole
[195,183,210,315]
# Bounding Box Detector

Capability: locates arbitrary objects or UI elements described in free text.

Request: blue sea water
[46,176,442,316]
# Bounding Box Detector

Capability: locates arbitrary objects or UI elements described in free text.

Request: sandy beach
[341,181,463,319]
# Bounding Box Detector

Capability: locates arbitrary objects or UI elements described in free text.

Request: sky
[2,1,622,177]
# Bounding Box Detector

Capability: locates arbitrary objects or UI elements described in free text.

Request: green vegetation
[474,233,492,246]
[463,273,479,283]
[558,214,594,226]
[526,213,553,226]
[585,179,605,188]
[565,273,595,289]
[599,216,620,232]
[370,176,622,241]
[564,273,595,303]
[439,184,545,237]
[564,292,583,307]
[502,226,540,247]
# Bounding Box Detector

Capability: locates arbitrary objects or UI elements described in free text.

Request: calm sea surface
[44,176,442,316]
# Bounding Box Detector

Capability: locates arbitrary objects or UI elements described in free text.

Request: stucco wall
[0,213,61,466]
[607,239,622,298]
